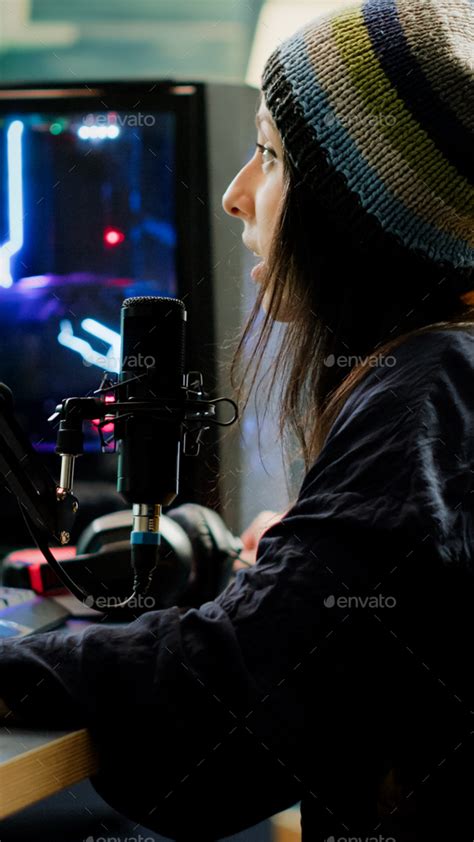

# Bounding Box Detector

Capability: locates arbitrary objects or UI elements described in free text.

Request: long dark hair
[230,151,474,481]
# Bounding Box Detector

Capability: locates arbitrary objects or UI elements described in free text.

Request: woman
[1,0,473,839]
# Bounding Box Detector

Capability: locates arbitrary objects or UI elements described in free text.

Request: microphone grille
[122,296,185,313]
[120,296,186,386]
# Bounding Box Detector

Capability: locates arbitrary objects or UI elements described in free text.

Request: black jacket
[1,326,473,841]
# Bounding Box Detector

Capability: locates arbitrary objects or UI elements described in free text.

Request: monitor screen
[0,81,220,544]
[0,106,177,452]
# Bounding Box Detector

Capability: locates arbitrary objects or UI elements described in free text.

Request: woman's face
[222,95,286,316]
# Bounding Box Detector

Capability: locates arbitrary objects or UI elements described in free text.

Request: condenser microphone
[116,296,187,595]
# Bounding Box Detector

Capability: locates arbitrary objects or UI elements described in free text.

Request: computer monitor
[0,78,294,545]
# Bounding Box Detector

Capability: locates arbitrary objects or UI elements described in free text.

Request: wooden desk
[0,606,101,819]
[0,604,301,837]
[0,725,300,838]
[0,598,107,819]
[0,725,97,819]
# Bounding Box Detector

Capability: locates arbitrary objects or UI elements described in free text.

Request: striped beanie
[261,0,474,285]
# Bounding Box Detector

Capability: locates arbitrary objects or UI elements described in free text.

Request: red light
[92,397,116,433]
[101,422,115,434]
[104,227,125,247]
[91,416,115,434]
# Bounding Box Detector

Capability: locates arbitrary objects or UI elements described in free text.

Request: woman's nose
[222,161,254,219]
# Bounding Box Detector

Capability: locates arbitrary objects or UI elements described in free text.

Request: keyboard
[0,586,70,638]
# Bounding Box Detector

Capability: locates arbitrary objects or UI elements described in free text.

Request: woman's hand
[234,509,285,571]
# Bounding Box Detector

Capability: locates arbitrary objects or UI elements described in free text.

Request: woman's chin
[250,262,295,323]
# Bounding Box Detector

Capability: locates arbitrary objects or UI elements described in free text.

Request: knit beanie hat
[261,0,474,293]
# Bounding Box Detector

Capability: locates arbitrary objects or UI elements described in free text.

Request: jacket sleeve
[0,330,470,840]
[0,531,386,839]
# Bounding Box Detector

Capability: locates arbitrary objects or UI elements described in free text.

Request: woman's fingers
[235,509,286,570]
[240,510,283,549]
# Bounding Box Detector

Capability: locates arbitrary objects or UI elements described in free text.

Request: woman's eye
[255,142,276,166]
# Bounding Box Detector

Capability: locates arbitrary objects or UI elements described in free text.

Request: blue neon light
[57,318,121,373]
[0,121,24,289]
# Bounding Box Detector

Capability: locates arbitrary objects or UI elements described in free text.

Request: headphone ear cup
[166,504,239,605]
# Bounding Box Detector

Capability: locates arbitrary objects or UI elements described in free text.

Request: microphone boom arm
[0,387,78,545]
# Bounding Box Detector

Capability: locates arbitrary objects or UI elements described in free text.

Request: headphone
[71,503,245,614]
